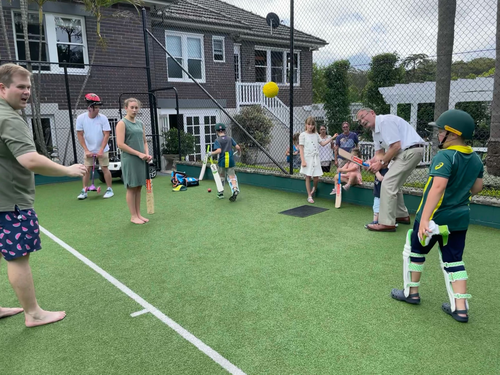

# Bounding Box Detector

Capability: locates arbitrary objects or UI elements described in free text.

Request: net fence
[148,0,499,202]
[1,0,498,202]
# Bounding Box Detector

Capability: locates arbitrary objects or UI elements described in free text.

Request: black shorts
[0,206,42,261]
[410,220,467,272]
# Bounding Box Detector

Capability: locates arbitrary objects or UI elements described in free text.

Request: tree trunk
[485,0,500,176]
[20,0,48,156]
[0,1,12,60]
[433,0,457,155]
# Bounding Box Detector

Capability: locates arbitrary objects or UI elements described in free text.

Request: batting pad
[279,205,329,218]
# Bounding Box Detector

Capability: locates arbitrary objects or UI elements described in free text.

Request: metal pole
[142,8,160,169]
[289,0,294,175]
[63,64,78,164]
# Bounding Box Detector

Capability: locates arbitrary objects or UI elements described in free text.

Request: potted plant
[161,128,196,170]
[233,105,273,164]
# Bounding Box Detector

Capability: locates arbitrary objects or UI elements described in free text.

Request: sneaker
[103,187,114,199]
[77,189,87,200]
[229,190,239,202]
[217,192,224,199]
[330,189,336,195]
[342,184,351,191]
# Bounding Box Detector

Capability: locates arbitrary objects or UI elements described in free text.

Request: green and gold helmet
[429,109,475,140]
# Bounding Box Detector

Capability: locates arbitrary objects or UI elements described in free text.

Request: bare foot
[131,218,145,224]
[25,310,66,328]
[0,307,24,319]
[139,216,149,223]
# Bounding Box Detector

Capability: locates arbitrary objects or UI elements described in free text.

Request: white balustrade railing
[236,82,302,129]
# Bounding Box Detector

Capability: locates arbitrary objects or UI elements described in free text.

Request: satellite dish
[266,12,280,34]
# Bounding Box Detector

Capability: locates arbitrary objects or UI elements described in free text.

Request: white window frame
[212,36,225,62]
[234,44,241,82]
[12,10,89,75]
[165,31,205,83]
[255,47,300,86]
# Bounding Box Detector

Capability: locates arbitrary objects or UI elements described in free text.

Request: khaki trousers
[378,147,424,226]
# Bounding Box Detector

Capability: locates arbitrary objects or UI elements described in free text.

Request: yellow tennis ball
[263,81,279,98]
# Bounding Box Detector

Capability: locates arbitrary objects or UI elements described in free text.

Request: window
[255,50,267,82]
[30,117,54,152]
[286,52,299,84]
[234,44,241,82]
[12,11,89,74]
[255,48,300,85]
[166,31,205,82]
[13,12,49,70]
[212,36,225,62]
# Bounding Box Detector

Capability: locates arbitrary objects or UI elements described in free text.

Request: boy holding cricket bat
[207,123,241,201]
[390,109,483,323]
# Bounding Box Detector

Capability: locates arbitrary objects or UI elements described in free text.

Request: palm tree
[19,0,48,156]
[485,1,500,176]
[433,0,457,155]
[61,0,142,163]
[401,53,429,82]
[0,0,13,60]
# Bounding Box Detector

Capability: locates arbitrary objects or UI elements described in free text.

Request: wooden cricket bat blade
[146,179,155,214]
[199,157,207,181]
[210,164,224,193]
[335,186,342,208]
[338,148,369,167]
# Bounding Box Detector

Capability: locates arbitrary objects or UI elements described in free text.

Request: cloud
[331,12,365,27]
[223,0,497,66]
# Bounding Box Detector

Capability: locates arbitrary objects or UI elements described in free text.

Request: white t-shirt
[318,135,333,163]
[373,114,424,152]
[76,113,111,153]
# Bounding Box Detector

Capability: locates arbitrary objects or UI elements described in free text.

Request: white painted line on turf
[131,309,149,317]
[40,226,246,375]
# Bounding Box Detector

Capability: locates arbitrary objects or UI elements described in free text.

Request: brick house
[0,0,327,164]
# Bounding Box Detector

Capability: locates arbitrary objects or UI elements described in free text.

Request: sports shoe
[342,184,351,191]
[217,192,224,199]
[103,187,114,199]
[329,189,336,195]
[229,190,239,202]
[77,189,87,200]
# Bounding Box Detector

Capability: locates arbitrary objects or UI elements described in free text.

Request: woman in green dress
[116,98,152,224]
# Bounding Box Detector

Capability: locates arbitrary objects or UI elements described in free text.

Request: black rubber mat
[279,205,329,218]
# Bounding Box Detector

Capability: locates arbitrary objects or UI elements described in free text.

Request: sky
[223,0,497,68]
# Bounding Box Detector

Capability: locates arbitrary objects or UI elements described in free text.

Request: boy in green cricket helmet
[390,109,484,323]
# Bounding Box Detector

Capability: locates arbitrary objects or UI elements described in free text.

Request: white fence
[236,82,303,129]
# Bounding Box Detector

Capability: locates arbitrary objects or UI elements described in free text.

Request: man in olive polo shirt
[0,63,86,327]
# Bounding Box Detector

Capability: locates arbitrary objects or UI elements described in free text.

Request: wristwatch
[380,160,386,165]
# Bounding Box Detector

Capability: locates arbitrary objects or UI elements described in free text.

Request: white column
[390,104,397,115]
[410,103,418,129]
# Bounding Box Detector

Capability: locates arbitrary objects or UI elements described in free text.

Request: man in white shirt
[76,93,114,200]
[357,108,424,232]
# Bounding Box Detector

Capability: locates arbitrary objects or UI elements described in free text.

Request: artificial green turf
[1,177,499,374]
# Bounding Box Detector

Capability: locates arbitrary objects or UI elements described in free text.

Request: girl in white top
[299,116,335,203]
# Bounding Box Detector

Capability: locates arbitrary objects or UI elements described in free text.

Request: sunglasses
[357,112,369,125]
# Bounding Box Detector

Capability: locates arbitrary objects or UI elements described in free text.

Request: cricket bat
[199,145,210,181]
[335,171,342,209]
[338,148,369,167]
[146,161,154,214]
[210,157,224,193]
